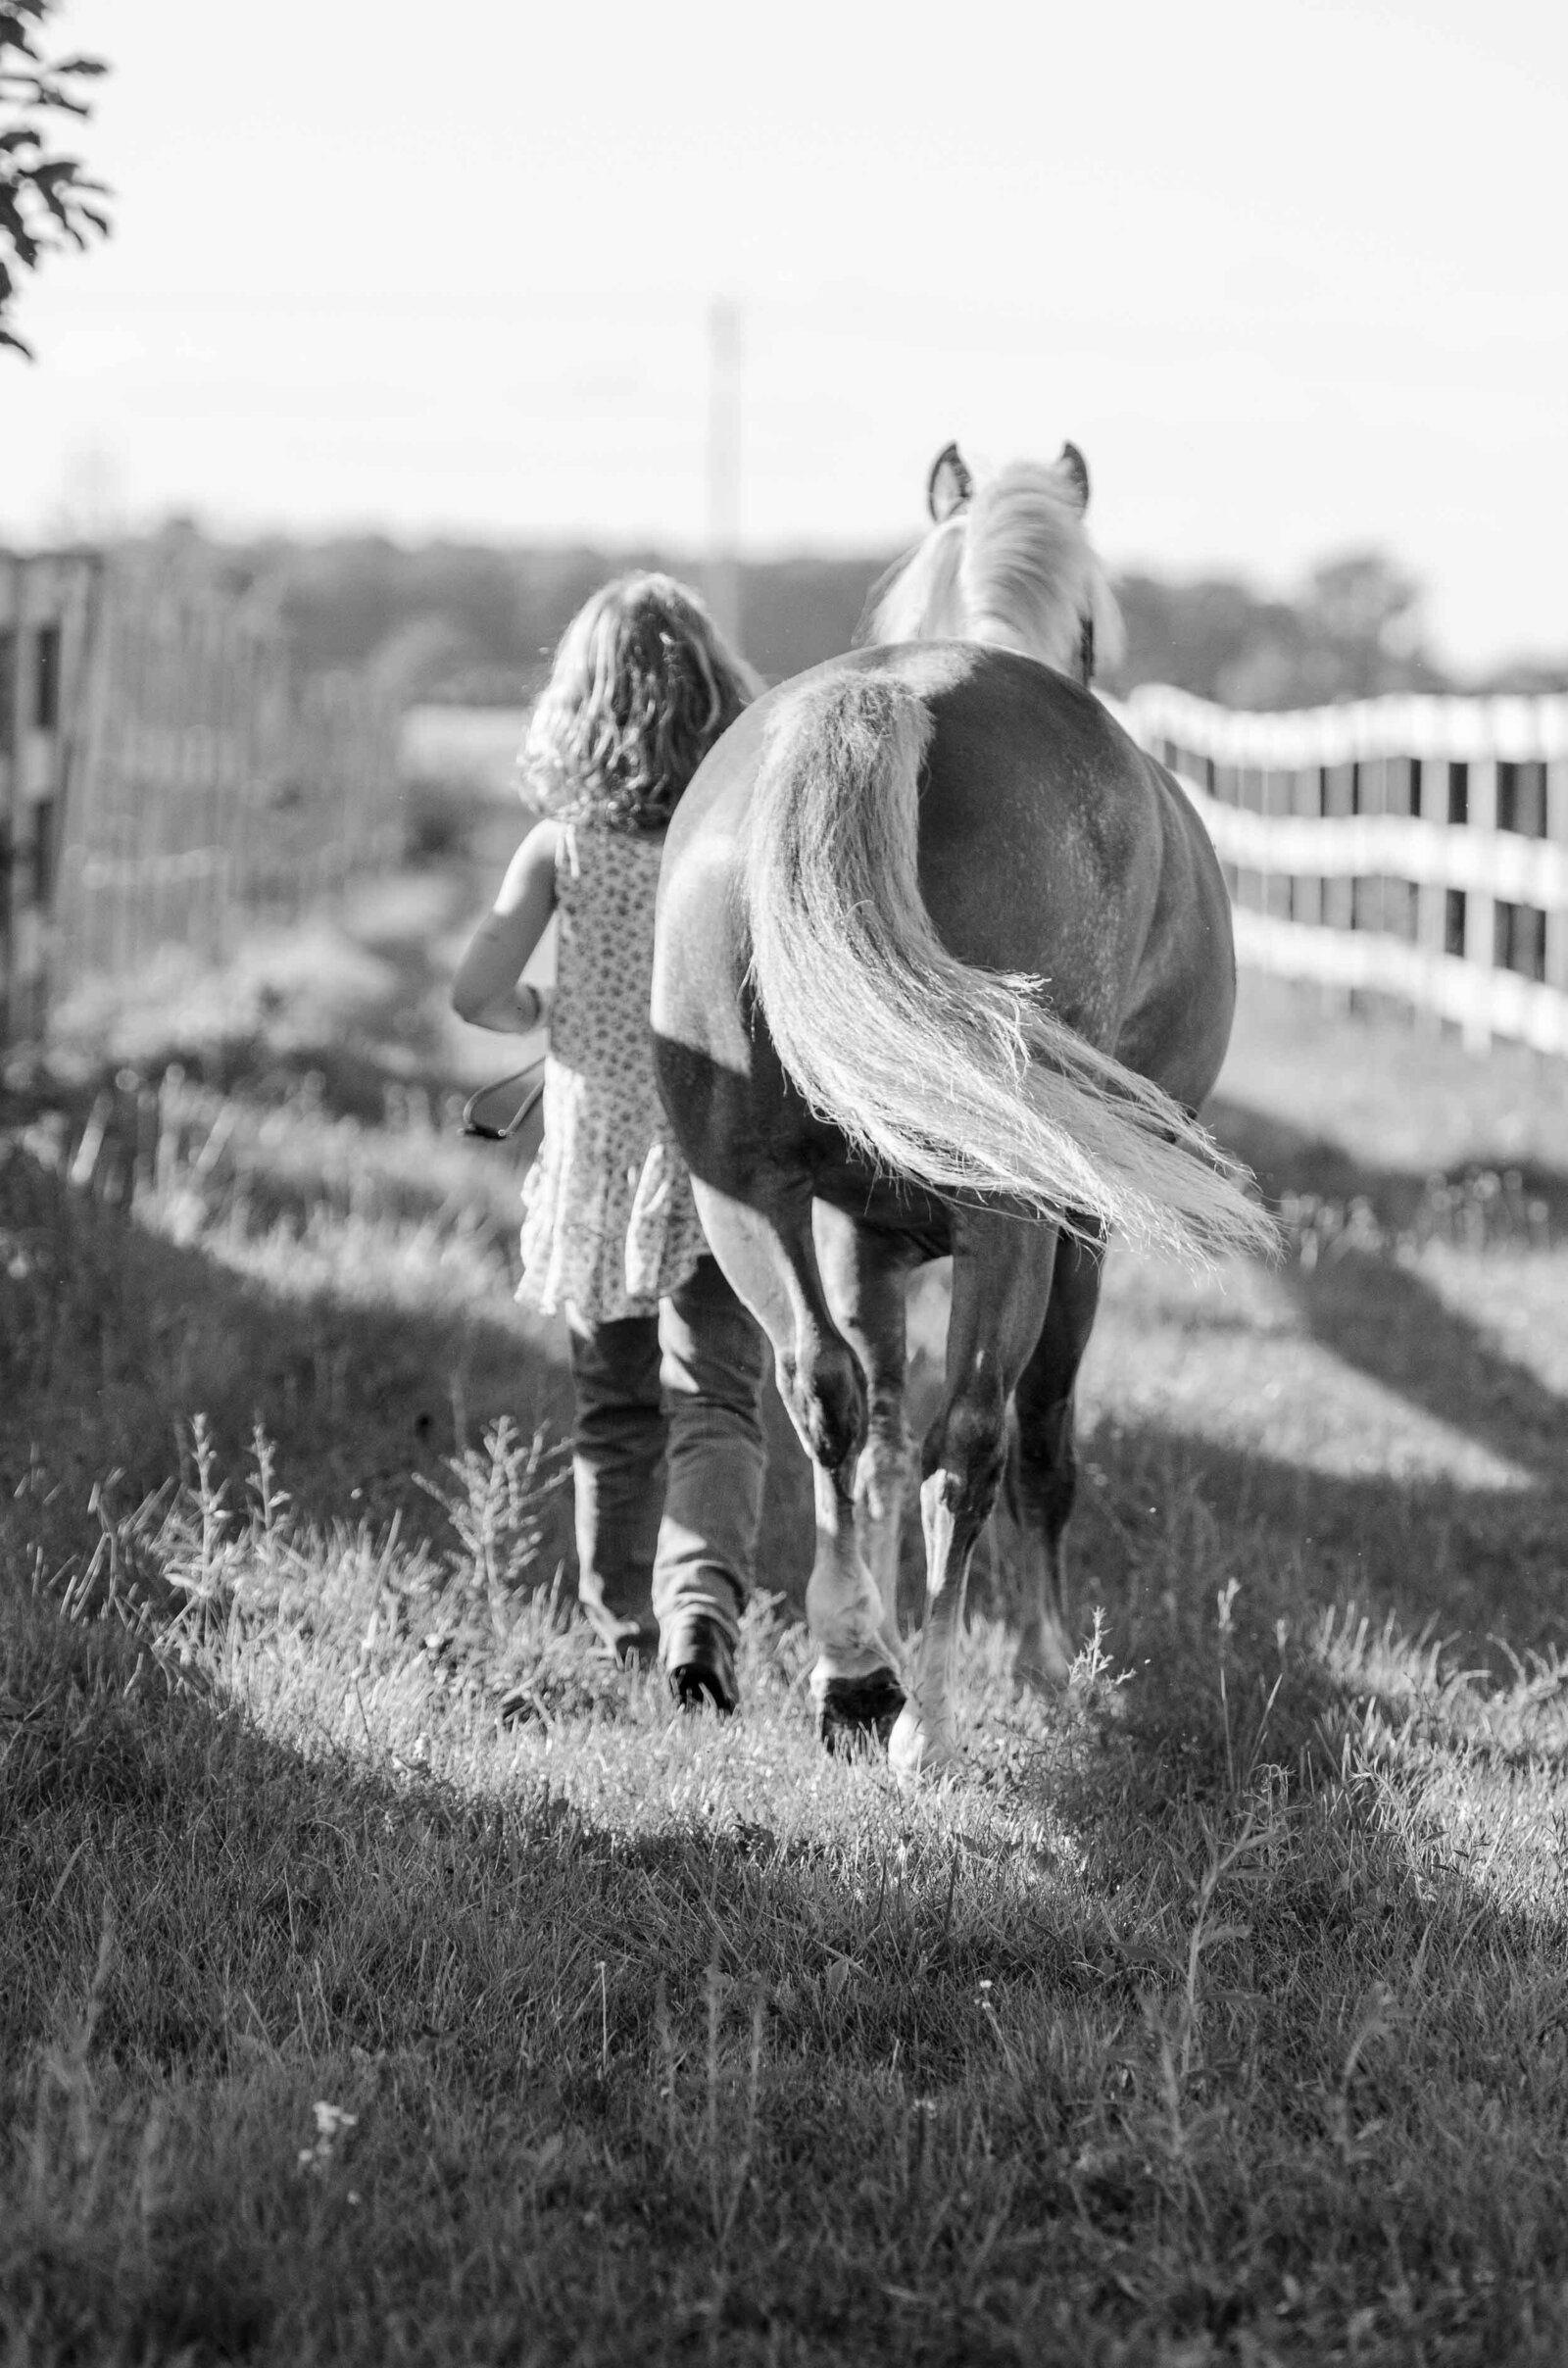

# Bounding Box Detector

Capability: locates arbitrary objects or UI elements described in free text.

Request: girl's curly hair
[523,573,760,833]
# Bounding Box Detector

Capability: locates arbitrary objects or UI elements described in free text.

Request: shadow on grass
[0,1128,565,1548]
[8,1020,491,1143]
[1194,1090,1568,1649]
[2,1585,715,2365]
[0,1122,817,1614]
[25,863,514,1136]
[1070,1408,1566,1680]
[1282,1244,1564,1486]
[1208,1089,1568,1237]
[8,1508,1568,2366]
[7,1051,1560,1668]
[922,1286,1567,1689]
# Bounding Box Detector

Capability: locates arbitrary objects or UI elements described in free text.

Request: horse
[651,443,1273,1778]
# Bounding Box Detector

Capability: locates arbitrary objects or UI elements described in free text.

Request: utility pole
[704,297,742,652]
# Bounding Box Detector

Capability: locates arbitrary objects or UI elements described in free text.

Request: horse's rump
[741,653,1272,1263]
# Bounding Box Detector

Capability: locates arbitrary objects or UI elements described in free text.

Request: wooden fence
[1,547,401,1047]
[1120,685,1568,1056]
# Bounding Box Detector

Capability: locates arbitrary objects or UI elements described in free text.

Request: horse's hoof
[816,1669,906,1753]
[887,1702,959,1784]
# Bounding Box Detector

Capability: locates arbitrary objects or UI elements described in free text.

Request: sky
[3,0,1566,672]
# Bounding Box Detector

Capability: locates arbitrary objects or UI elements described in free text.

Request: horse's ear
[927,442,974,523]
[1058,441,1091,512]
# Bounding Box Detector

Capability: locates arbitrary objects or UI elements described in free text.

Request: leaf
[0,321,33,358]
[30,85,90,118]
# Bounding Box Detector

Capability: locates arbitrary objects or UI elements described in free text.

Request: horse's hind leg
[890,1211,1058,1782]
[691,1178,905,1743]
[814,1207,919,1679]
[1006,1222,1106,1689]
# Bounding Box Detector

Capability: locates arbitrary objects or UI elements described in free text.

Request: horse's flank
[861,455,1126,673]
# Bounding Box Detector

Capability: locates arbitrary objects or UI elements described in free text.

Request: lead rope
[461,1058,547,1142]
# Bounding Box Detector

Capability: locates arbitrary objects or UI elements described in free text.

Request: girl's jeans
[566,1256,769,1659]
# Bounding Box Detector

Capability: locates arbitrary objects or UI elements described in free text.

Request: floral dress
[516,820,707,1322]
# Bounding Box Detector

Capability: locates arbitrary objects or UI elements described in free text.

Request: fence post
[1412,746,1448,1034]
[0,554,78,1047]
[1459,750,1497,1054]
[1547,756,1568,997]
[0,556,22,1047]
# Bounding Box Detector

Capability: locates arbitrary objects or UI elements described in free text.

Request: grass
[4,894,1568,2364]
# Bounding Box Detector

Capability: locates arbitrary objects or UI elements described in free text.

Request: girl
[452,574,767,1712]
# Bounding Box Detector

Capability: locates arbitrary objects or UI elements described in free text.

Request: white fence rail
[1119,684,1568,1056]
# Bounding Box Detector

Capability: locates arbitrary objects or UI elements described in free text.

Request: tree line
[93,514,1557,715]
[232,529,1554,710]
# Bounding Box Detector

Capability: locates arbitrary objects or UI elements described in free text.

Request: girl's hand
[512,982,555,1033]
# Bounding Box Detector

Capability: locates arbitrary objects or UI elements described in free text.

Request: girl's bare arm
[451,819,561,1034]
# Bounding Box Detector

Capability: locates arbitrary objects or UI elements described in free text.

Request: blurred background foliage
[109,517,1568,713]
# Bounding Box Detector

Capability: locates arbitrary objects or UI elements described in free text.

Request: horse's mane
[860,455,1125,675]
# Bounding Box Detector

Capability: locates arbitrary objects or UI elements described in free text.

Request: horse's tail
[741,667,1275,1263]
